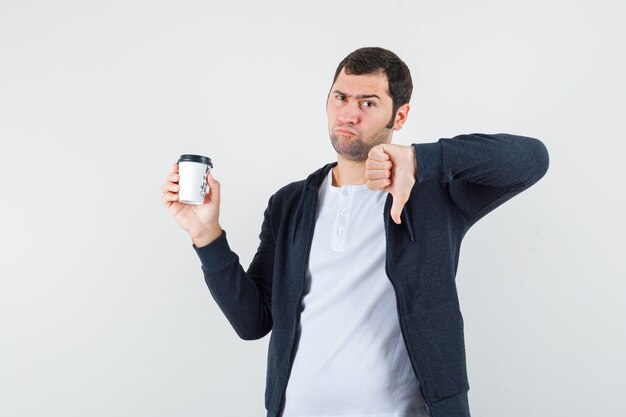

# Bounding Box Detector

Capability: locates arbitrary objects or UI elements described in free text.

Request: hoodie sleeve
[191,194,275,341]
[412,133,549,226]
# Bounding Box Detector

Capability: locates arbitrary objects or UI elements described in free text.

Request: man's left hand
[366,143,417,225]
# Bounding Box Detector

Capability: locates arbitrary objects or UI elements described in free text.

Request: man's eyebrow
[332,90,381,100]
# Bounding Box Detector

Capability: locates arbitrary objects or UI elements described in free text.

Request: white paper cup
[177,154,213,205]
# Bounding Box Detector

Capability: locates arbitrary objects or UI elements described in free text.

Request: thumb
[390,193,408,225]
[204,172,220,203]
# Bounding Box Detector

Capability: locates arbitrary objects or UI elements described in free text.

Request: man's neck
[331,157,366,187]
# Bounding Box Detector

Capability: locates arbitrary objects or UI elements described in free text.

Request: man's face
[326,68,395,161]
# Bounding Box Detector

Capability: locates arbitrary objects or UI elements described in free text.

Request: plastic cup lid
[178,154,213,168]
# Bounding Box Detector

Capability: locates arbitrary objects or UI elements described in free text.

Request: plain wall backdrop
[1,0,624,416]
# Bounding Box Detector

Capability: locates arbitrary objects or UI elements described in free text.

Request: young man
[161,47,550,417]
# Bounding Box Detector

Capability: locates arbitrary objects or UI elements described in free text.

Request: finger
[205,173,220,199]
[173,163,179,173]
[161,182,180,193]
[162,191,179,204]
[367,146,387,161]
[206,172,219,187]
[167,172,180,182]
[390,194,409,225]
[367,177,392,190]
[165,191,179,200]
[365,168,391,181]
[365,159,392,170]
[367,144,390,162]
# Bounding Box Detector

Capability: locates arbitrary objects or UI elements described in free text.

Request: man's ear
[392,103,410,130]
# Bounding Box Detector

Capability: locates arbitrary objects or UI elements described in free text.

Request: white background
[1,1,624,416]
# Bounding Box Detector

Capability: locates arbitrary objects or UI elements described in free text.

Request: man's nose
[338,101,360,125]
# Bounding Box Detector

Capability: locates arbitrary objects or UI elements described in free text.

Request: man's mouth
[336,128,357,136]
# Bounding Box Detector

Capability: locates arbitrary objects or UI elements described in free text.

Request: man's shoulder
[270,162,333,206]
[271,178,306,206]
[275,178,306,195]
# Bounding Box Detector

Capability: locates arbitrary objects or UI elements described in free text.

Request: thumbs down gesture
[366,143,417,225]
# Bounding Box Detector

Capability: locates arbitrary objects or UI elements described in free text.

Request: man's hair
[330,47,413,128]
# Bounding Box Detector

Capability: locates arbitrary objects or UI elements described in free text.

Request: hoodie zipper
[383,208,433,417]
[276,188,318,417]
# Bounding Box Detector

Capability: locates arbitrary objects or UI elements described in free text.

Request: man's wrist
[191,225,223,248]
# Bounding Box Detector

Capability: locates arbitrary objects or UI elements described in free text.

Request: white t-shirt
[281,167,429,417]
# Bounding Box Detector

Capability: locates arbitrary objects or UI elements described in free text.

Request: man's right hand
[161,162,223,247]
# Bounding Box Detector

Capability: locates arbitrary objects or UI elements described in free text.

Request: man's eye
[336,94,345,100]
[362,101,375,108]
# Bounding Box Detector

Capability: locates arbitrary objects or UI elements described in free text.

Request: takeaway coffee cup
[177,154,213,205]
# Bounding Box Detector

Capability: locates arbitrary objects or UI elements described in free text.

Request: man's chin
[330,134,369,160]
[334,146,368,161]
[340,154,367,162]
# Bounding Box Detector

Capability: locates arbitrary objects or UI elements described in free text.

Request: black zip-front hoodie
[192,132,550,417]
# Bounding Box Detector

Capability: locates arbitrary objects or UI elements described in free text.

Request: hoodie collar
[292,161,415,243]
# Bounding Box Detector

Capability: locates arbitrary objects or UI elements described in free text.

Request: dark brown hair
[330,47,413,128]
